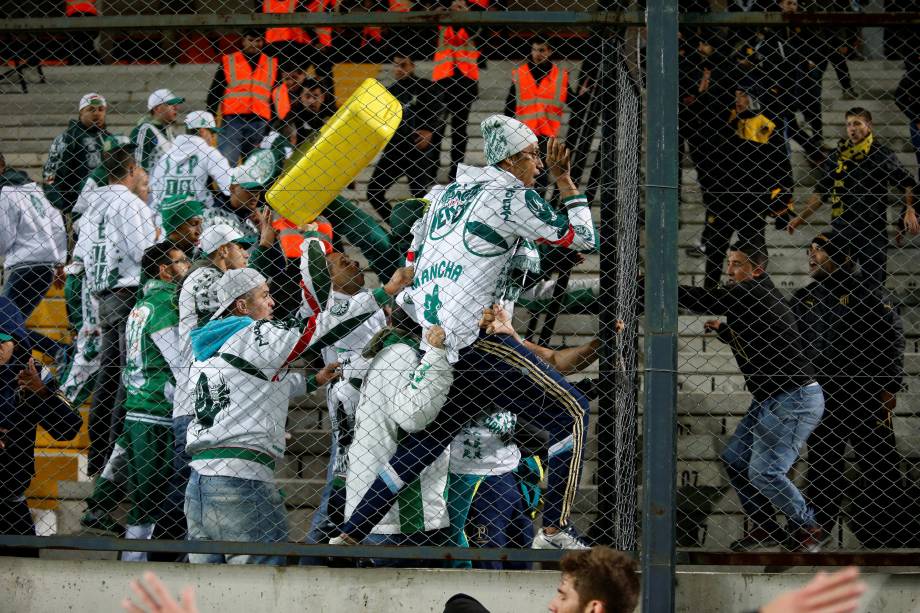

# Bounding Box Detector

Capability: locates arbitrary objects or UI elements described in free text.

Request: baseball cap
[231,149,276,189]
[102,134,137,153]
[0,332,13,342]
[212,268,268,319]
[185,110,221,132]
[199,223,248,255]
[148,88,185,111]
[79,93,107,111]
[811,231,853,266]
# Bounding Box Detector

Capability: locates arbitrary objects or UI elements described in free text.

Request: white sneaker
[532,527,590,550]
[329,534,357,546]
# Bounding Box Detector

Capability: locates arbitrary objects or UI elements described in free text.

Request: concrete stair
[5,56,920,551]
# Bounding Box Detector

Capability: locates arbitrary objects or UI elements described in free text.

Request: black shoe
[730,527,781,552]
[684,244,706,258]
[786,526,830,553]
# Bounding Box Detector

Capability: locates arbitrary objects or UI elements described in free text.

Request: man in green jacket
[43,93,110,214]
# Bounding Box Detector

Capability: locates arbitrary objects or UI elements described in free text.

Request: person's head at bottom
[548,547,639,613]
[443,547,639,613]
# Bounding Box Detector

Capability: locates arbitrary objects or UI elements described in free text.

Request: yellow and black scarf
[830,133,874,217]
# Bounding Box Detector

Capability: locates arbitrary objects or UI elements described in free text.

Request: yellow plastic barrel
[266,78,403,225]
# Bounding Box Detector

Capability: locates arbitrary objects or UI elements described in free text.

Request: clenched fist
[427,325,446,348]
[384,266,414,296]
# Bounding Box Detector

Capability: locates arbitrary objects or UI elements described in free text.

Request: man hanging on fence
[332,115,598,551]
[792,232,913,548]
[677,242,827,552]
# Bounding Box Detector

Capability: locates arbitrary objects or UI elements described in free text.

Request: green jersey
[123,279,180,416]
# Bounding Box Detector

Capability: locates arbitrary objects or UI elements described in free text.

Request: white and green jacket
[345,342,454,535]
[407,163,598,362]
[186,286,392,484]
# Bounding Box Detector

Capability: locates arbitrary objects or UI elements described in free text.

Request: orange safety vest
[362,0,411,44]
[66,0,98,16]
[432,26,480,81]
[272,83,292,120]
[221,52,279,120]
[264,0,313,45]
[307,0,337,48]
[512,63,568,137]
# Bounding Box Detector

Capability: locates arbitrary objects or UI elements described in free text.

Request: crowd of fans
[1,0,920,573]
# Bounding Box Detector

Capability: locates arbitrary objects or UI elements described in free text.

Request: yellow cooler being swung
[267,78,402,225]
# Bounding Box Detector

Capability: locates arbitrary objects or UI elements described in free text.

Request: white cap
[79,93,107,111]
[212,268,268,319]
[480,114,538,165]
[199,223,246,255]
[148,88,185,111]
[185,110,220,132]
[230,149,275,189]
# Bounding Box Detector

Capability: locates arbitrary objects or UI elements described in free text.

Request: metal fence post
[642,0,679,609]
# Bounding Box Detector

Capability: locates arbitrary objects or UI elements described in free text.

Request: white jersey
[149,134,232,209]
[449,411,521,477]
[187,287,393,483]
[345,343,454,535]
[80,184,158,293]
[407,164,597,362]
[172,263,224,419]
[0,182,67,270]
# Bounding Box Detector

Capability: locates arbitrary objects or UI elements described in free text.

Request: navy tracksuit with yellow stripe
[341,331,590,541]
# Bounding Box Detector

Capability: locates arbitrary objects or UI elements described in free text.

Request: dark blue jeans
[2,264,68,358]
[341,333,590,541]
[217,115,269,166]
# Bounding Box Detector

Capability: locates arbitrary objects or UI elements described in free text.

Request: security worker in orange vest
[64,0,99,65]
[272,63,308,122]
[263,0,315,70]
[432,0,482,180]
[206,29,280,166]
[505,38,569,196]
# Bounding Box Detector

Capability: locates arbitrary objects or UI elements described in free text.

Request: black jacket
[816,139,916,241]
[390,74,444,138]
[678,274,814,401]
[790,268,904,394]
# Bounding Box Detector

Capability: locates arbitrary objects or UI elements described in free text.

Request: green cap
[0,332,13,342]
[160,193,205,236]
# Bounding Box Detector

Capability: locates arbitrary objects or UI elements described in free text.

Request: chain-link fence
[1,0,920,578]
[0,4,640,567]
[675,6,920,555]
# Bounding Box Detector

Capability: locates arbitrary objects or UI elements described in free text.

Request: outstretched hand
[122,572,199,613]
[759,567,865,613]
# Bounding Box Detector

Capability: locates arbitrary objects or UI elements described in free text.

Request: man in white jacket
[79,147,158,476]
[337,116,598,551]
[0,179,68,359]
[185,265,413,565]
[344,324,453,563]
[149,111,232,211]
